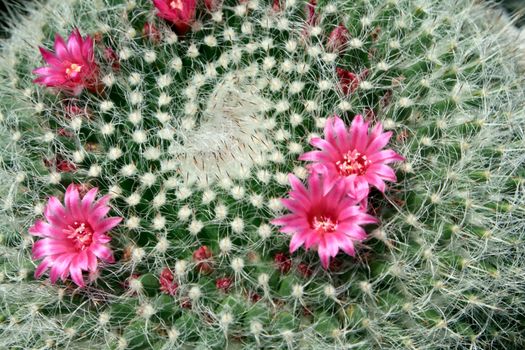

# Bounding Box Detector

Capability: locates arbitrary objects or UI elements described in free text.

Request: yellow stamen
[169,0,184,10]
[65,63,82,76]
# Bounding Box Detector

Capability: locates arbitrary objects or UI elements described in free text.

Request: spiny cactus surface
[1,0,525,349]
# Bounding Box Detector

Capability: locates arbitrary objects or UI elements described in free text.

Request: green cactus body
[1,0,524,348]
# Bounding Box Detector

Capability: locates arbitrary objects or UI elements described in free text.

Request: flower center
[336,149,371,176]
[312,216,338,234]
[169,0,183,10]
[65,63,82,77]
[65,221,94,250]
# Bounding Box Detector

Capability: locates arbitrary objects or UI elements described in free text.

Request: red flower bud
[272,0,282,12]
[274,252,292,274]
[215,277,233,292]
[336,67,359,95]
[297,263,312,278]
[103,47,120,71]
[159,267,179,295]
[44,156,76,173]
[72,183,93,197]
[205,0,222,12]
[193,245,213,273]
[250,292,261,303]
[306,0,318,26]
[143,22,162,44]
[327,24,350,52]
[57,128,74,138]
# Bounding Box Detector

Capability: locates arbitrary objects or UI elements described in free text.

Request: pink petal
[368,164,397,182]
[49,253,74,283]
[287,174,311,204]
[338,206,362,221]
[53,33,70,61]
[64,184,82,219]
[94,233,112,244]
[325,115,350,152]
[289,231,308,253]
[310,137,341,159]
[363,172,386,192]
[29,220,66,238]
[339,238,356,256]
[86,250,98,271]
[323,234,340,258]
[92,194,111,211]
[32,239,75,260]
[32,66,58,76]
[338,224,367,240]
[349,115,369,152]
[38,47,61,66]
[44,196,68,227]
[67,29,83,62]
[92,217,122,234]
[81,35,94,60]
[81,188,98,213]
[281,198,308,213]
[366,130,392,155]
[299,150,334,163]
[307,172,322,202]
[344,176,369,203]
[34,256,53,278]
[304,229,320,249]
[69,255,85,287]
[368,149,405,164]
[317,245,331,269]
[90,243,114,263]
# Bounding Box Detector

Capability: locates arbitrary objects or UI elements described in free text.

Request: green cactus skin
[1,0,525,348]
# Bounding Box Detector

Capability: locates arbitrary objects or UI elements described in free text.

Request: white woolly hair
[168,73,273,184]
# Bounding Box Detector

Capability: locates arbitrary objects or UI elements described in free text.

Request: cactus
[1,0,525,348]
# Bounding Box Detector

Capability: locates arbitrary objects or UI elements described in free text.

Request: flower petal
[34,256,54,278]
[90,243,115,263]
[92,217,122,234]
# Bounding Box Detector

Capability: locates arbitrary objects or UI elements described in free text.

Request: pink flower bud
[103,47,120,71]
[193,245,213,273]
[336,67,359,95]
[215,277,233,292]
[205,0,222,12]
[297,263,312,277]
[159,267,179,295]
[274,252,292,274]
[143,22,162,43]
[327,24,350,52]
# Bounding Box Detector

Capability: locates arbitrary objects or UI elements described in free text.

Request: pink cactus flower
[33,29,101,95]
[272,174,377,268]
[300,115,405,201]
[327,24,350,52]
[152,0,197,35]
[159,268,179,295]
[29,184,121,287]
